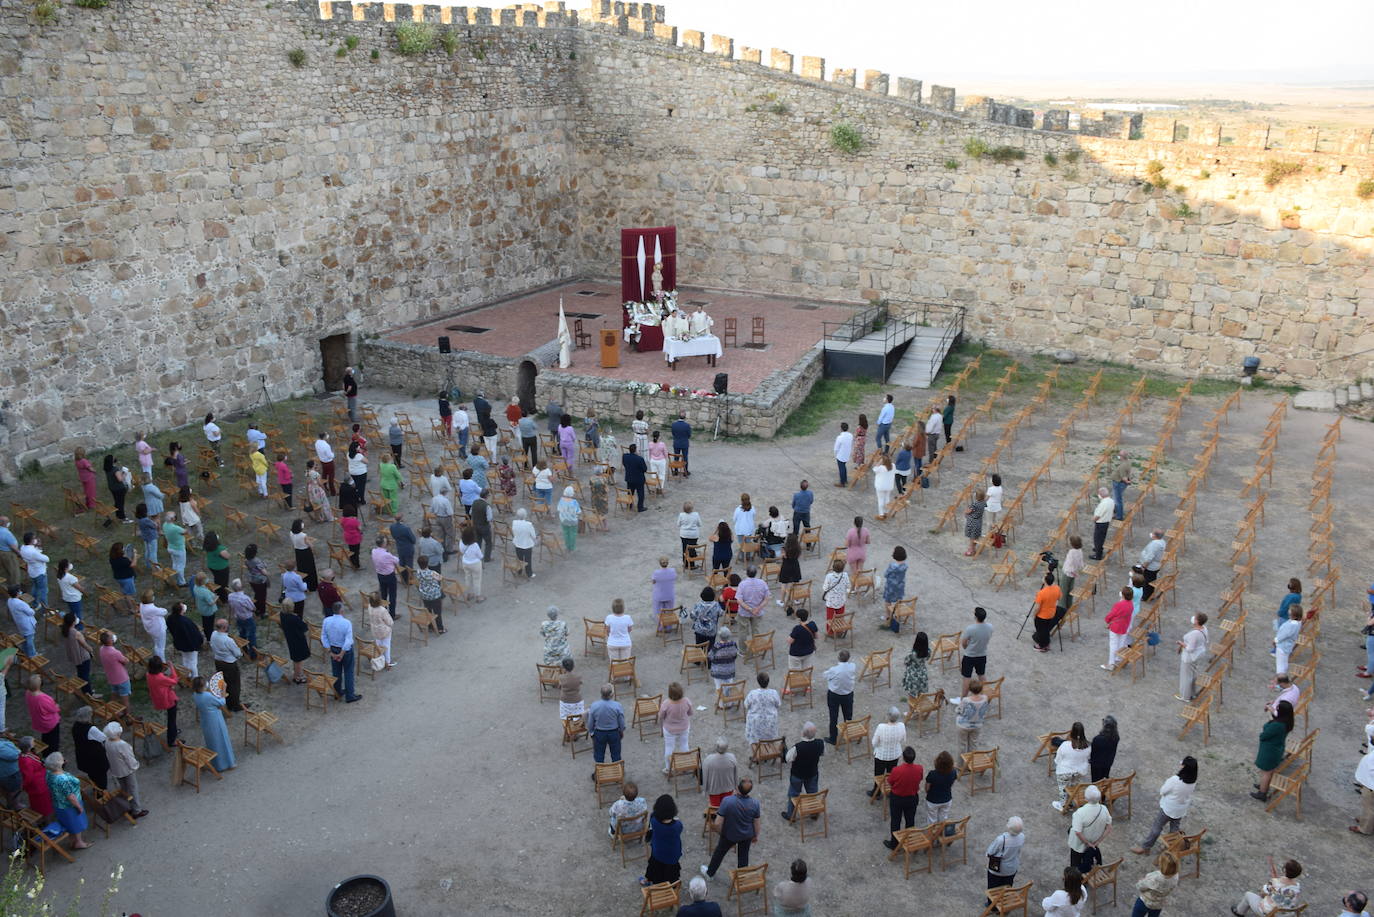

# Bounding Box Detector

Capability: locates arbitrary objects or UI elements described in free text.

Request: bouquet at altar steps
[625,381,660,396]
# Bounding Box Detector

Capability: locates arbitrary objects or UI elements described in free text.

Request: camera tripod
[712,393,729,441]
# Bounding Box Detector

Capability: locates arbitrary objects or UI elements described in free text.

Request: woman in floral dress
[964,489,987,556]
[901,632,930,701]
[882,546,908,632]
[851,413,869,467]
[540,606,569,664]
[305,460,333,523]
[744,671,782,749]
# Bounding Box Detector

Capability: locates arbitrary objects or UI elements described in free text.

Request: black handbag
[987,835,1006,872]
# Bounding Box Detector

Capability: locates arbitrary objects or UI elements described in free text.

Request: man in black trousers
[621,445,648,512]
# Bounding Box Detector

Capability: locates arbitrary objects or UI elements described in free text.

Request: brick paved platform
[384,279,859,395]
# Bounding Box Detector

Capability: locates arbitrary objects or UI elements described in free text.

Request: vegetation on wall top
[395,21,438,56]
[829,123,863,154]
[1263,160,1303,189]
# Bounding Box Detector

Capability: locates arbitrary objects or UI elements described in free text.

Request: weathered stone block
[800,56,824,80]
[769,49,793,73]
[831,68,855,87]
[862,70,888,95]
[929,85,955,111]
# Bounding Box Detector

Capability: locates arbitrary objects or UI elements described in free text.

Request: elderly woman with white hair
[708,626,738,691]
[683,877,716,913]
[540,607,569,664]
[512,508,537,578]
[103,721,148,818]
[45,751,92,849]
[557,485,582,552]
[985,816,1027,899]
[1068,783,1113,876]
[868,706,908,794]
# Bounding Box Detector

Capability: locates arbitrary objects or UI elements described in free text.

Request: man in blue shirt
[677,877,723,917]
[875,394,895,453]
[587,684,625,766]
[621,445,648,512]
[390,513,416,585]
[671,412,692,477]
[281,564,308,607]
[466,445,490,493]
[321,606,362,703]
[0,516,19,592]
[702,777,761,879]
[7,585,37,658]
[790,481,814,534]
[894,442,913,494]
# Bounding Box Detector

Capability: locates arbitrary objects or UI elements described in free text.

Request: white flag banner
[557,298,573,369]
[636,235,647,302]
[653,234,662,279]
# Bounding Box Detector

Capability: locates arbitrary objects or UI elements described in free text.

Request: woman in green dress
[1250,700,1294,802]
[379,452,403,514]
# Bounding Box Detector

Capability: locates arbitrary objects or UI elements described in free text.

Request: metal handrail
[926,307,966,385]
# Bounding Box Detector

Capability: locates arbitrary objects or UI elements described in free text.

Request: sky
[647,0,1374,88]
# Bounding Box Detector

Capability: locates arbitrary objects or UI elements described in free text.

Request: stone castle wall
[0,0,582,472]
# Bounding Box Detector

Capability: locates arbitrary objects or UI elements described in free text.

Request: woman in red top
[17,736,53,817]
[884,746,924,849]
[274,453,294,510]
[74,447,99,509]
[146,657,181,747]
[339,513,363,569]
[1103,585,1134,671]
[350,424,368,456]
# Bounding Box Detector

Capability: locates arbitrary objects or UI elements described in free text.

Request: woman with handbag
[1068,784,1112,876]
[985,816,1026,901]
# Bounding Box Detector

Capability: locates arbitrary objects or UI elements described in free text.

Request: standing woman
[844,516,870,571]
[192,676,236,772]
[851,413,869,467]
[278,602,311,684]
[56,559,86,622]
[709,521,734,572]
[1042,868,1085,917]
[539,606,569,663]
[274,453,294,509]
[104,455,131,524]
[643,795,683,888]
[305,460,332,522]
[583,411,601,450]
[135,432,155,483]
[203,531,231,594]
[74,447,99,511]
[605,598,634,661]
[924,750,960,824]
[367,592,396,668]
[103,722,147,819]
[177,486,202,541]
[109,542,137,596]
[1052,721,1091,812]
[985,816,1027,901]
[388,417,405,467]
[138,590,170,660]
[134,504,159,569]
[415,556,446,634]
[964,489,987,557]
[141,478,166,519]
[347,441,368,501]
[71,706,109,790]
[1131,853,1180,917]
[657,682,692,773]
[557,413,578,473]
[882,546,908,632]
[459,526,485,603]
[62,612,94,696]
[146,656,180,746]
[339,512,363,570]
[1250,700,1294,802]
[1275,578,1302,633]
[250,448,269,498]
[1089,715,1120,782]
[1059,536,1084,612]
[1272,605,1302,683]
[778,535,802,610]
[744,672,782,749]
[677,502,702,558]
[985,474,1004,528]
[379,452,403,515]
[873,455,896,519]
[943,394,957,444]
[647,431,669,490]
[733,495,756,539]
[821,559,851,637]
[557,486,582,552]
[707,626,738,691]
[1132,756,1198,854]
[45,753,92,850]
[166,442,189,491]
[1176,614,1209,702]
[243,543,269,616]
[690,587,722,652]
[203,412,223,465]
[902,632,930,701]
[290,520,319,592]
[786,609,819,672]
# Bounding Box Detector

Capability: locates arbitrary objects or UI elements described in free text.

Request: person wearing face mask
[1131,756,1198,855]
[1176,613,1209,702]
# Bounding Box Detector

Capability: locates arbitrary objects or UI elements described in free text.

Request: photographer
[1031,570,1062,653]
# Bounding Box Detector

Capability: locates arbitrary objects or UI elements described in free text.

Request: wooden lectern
[599,329,620,368]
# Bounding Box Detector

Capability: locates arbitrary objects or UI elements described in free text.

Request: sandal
[293,677,308,685]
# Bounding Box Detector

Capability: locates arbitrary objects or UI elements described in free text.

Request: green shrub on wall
[395,21,437,56]
[1355,180,1374,200]
[987,146,1025,163]
[963,137,988,158]
[73,0,110,8]
[33,0,59,24]
[1263,160,1302,189]
[287,48,306,68]
[829,123,862,154]
[438,28,458,57]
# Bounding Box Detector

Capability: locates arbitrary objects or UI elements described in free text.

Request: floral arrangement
[625,381,718,399]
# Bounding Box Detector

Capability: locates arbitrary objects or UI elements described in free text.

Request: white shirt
[460,541,482,565]
[1042,890,1082,917]
[290,530,310,550]
[246,427,267,451]
[925,412,943,435]
[833,431,853,462]
[347,453,368,477]
[512,519,537,550]
[1092,497,1115,524]
[429,474,452,498]
[20,544,48,577]
[534,468,554,491]
[823,661,856,694]
[454,409,470,431]
[1157,775,1195,819]
[430,494,453,518]
[1356,723,1374,790]
[203,421,221,443]
[58,572,82,603]
[678,512,701,539]
[871,722,907,761]
[877,402,895,425]
[985,485,1003,513]
[605,613,633,647]
[1063,548,1084,578]
[1180,626,1208,663]
[733,506,756,537]
[1054,740,1091,776]
[139,602,169,635]
[315,439,334,463]
[872,466,897,492]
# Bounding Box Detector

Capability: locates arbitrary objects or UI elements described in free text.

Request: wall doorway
[517,360,538,415]
[320,334,349,391]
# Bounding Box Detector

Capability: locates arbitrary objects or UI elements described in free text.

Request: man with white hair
[678,876,723,916]
[781,723,824,821]
[1111,450,1132,521]
[1139,530,1167,592]
[511,509,537,579]
[703,738,738,808]
[985,816,1026,900]
[1068,784,1112,876]
[1090,486,1115,561]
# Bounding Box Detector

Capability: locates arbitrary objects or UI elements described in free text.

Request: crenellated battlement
[306,1,1373,155]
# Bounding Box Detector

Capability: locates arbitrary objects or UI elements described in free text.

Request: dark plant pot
[327,875,396,917]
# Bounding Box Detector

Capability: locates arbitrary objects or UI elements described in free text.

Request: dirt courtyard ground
[20,362,1372,916]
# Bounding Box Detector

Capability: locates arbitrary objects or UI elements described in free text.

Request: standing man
[791,481,814,534]
[781,723,825,820]
[672,412,693,477]
[343,367,359,423]
[833,423,853,487]
[1111,451,1132,521]
[470,489,494,563]
[735,566,770,655]
[1353,708,1374,836]
[958,607,993,698]
[587,684,626,767]
[622,445,648,512]
[314,432,337,496]
[924,406,943,464]
[453,402,470,458]
[19,534,48,609]
[823,650,856,745]
[1139,530,1167,592]
[430,489,455,560]
[321,604,362,703]
[472,391,492,443]
[390,513,416,586]
[246,421,267,455]
[7,585,37,657]
[1090,486,1114,561]
[209,619,246,712]
[703,738,739,808]
[942,395,957,446]
[370,536,400,618]
[875,394,895,454]
[518,412,539,467]
[702,777,761,880]
[203,412,224,466]
[0,516,21,592]
[544,399,562,436]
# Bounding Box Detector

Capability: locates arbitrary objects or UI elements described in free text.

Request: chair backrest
[795,788,827,817]
[595,760,625,785]
[616,812,648,838]
[729,862,767,895]
[669,748,701,774]
[634,695,661,720]
[717,679,746,704]
[753,738,784,761]
[585,617,608,640]
[609,657,637,680]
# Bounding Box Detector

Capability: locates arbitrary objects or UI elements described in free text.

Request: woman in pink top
[1103,585,1134,671]
[25,674,62,752]
[98,631,132,716]
[135,433,155,483]
[74,447,98,509]
[647,431,670,490]
[657,681,693,773]
[844,515,871,570]
[274,454,294,511]
[339,514,363,569]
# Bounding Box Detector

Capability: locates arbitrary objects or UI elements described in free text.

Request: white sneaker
[1051,801,1064,812]
[699,865,711,879]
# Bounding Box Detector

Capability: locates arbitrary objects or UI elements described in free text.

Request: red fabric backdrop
[621,227,676,352]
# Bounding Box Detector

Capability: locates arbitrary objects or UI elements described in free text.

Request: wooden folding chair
[790,788,829,841]
[960,748,999,795]
[827,612,854,646]
[783,580,812,611]
[593,760,626,805]
[682,543,705,573]
[1265,762,1310,819]
[839,715,871,764]
[937,814,970,869]
[613,812,650,866]
[751,738,785,781]
[407,608,436,645]
[745,630,775,671]
[858,647,892,692]
[639,880,680,917]
[1086,858,1124,912]
[1102,771,1134,819]
[681,643,709,683]
[1032,729,1070,776]
[888,596,917,633]
[19,810,74,873]
[563,714,590,757]
[175,744,223,792]
[904,690,946,737]
[1161,828,1206,878]
[584,617,609,656]
[727,863,769,917]
[988,550,1019,590]
[1177,687,1213,743]
[608,656,638,698]
[657,609,684,646]
[716,679,746,723]
[668,748,703,794]
[303,669,333,712]
[799,525,821,553]
[931,631,962,673]
[890,823,941,879]
[1111,642,1147,682]
[849,567,876,602]
[536,663,564,703]
[980,881,1033,917]
[633,694,663,740]
[784,667,814,710]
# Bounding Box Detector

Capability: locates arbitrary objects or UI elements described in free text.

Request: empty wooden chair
[243,709,282,754]
[1032,729,1071,776]
[937,814,970,869]
[784,667,814,710]
[563,714,590,758]
[1177,687,1213,744]
[668,748,703,794]
[1086,857,1123,912]
[1101,771,1134,818]
[657,608,684,645]
[174,744,223,793]
[789,788,829,841]
[888,597,917,633]
[905,690,946,737]
[783,580,812,611]
[980,881,1033,917]
[726,863,768,917]
[593,760,626,805]
[839,714,871,764]
[639,881,680,917]
[633,694,664,741]
[716,679,746,723]
[827,612,854,646]
[849,567,876,602]
[745,630,775,671]
[930,631,962,672]
[722,316,738,347]
[303,670,333,713]
[536,664,563,703]
[751,738,786,782]
[890,823,941,879]
[1265,762,1310,819]
[960,748,999,795]
[584,617,609,656]
[608,656,639,698]
[858,647,892,692]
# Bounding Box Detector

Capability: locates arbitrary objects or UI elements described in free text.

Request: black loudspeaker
[438,336,451,354]
[713,373,729,395]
